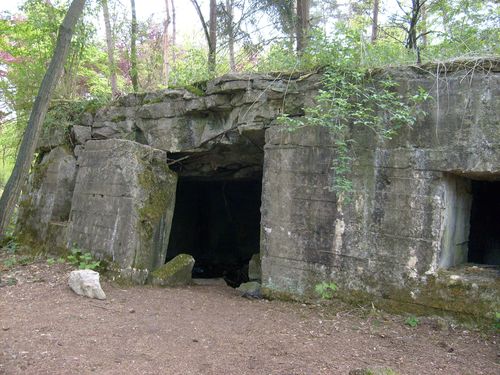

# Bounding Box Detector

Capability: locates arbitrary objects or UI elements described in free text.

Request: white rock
[68,270,106,300]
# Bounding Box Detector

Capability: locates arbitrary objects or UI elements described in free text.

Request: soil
[0,259,498,375]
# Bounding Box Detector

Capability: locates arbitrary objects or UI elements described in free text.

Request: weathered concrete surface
[17,146,77,252]
[68,139,177,282]
[20,59,500,320]
[261,60,500,321]
[248,253,261,281]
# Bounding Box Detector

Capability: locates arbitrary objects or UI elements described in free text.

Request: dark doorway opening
[468,180,500,265]
[166,177,262,286]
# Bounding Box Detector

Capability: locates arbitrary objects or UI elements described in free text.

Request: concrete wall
[260,60,500,319]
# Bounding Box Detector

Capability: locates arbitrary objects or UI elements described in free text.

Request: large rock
[150,254,195,287]
[237,281,262,298]
[68,270,106,300]
[68,139,177,281]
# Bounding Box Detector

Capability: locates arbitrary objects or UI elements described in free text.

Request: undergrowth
[47,245,101,271]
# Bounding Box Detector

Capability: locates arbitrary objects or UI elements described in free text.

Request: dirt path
[0,260,498,375]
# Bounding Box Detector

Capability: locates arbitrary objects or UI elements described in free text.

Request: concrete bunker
[16,60,500,320]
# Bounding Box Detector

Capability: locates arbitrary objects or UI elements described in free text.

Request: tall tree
[393,0,429,50]
[0,0,86,239]
[226,0,236,71]
[420,1,427,47]
[208,0,217,74]
[296,0,310,53]
[130,0,139,91]
[255,0,295,47]
[171,0,177,65]
[371,0,380,43]
[163,0,172,86]
[190,0,217,76]
[102,0,118,96]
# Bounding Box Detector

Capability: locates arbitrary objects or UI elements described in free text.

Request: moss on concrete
[134,157,176,270]
[111,115,127,123]
[150,254,195,286]
[263,264,499,329]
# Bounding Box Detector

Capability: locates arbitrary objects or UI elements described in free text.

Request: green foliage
[0,0,107,182]
[169,46,212,87]
[2,254,32,269]
[280,64,429,196]
[495,312,500,330]
[405,315,420,328]
[63,245,101,271]
[314,281,338,300]
[3,239,19,254]
[255,42,300,73]
[42,97,109,135]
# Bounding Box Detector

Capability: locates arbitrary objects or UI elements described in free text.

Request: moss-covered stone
[150,254,195,287]
[111,115,127,122]
[182,84,204,97]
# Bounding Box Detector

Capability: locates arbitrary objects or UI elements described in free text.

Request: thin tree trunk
[226,0,236,72]
[163,0,171,87]
[421,1,427,47]
[405,0,419,50]
[371,0,379,43]
[208,0,217,75]
[296,0,310,53]
[0,0,86,239]
[190,0,211,71]
[171,0,176,64]
[102,0,118,97]
[130,0,139,92]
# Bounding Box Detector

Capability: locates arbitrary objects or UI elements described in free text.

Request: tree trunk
[296,0,310,53]
[130,0,139,92]
[405,0,423,50]
[208,0,217,75]
[371,0,380,43]
[190,0,212,74]
[421,1,427,47]
[163,0,172,87]
[226,0,236,72]
[102,0,118,97]
[171,0,176,65]
[0,0,86,239]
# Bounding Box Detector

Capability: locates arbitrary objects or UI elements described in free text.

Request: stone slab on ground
[151,254,195,287]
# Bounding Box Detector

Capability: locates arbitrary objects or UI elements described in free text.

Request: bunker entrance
[468,180,500,266]
[166,177,262,287]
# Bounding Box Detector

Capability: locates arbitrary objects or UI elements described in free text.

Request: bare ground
[0,259,498,375]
